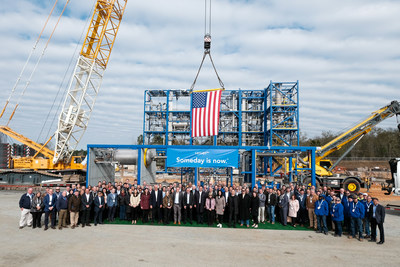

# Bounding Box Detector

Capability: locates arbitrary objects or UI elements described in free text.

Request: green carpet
[104,218,311,231]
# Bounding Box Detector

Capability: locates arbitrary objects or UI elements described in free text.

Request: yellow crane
[299,100,400,192]
[0,0,127,183]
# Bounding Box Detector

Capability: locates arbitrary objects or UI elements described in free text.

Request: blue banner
[166,148,238,168]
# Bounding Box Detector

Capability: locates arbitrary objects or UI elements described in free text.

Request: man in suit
[182,187,194,224]
[150,185,163,224]
[194,186,206,224]
[279,189,289,226]
[369,198,385,244]
[266,188,277,224]
[43,188,57,230]
[297,189,307,226]
[81,188,93,227]
[239,188,251,227]
[19,187,34,229]
[172,187,183,224]
[94,191,105,225]
[228,189,239,228]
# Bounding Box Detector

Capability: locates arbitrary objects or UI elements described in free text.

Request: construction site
[0,0,400,265]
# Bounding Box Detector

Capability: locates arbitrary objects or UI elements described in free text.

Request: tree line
[300,127,400,158]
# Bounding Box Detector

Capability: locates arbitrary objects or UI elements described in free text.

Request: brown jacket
[68,195,81,212]
[306,195,318,209]
[163,195,173,208]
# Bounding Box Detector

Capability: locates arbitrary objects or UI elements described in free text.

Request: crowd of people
[18,179,385,244]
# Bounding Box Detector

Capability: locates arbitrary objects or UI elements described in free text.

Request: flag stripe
[191,90,222,137]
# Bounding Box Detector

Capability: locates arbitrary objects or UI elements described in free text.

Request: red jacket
[140,193,151,210]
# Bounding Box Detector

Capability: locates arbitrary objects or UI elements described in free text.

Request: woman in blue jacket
[331,198,344,237]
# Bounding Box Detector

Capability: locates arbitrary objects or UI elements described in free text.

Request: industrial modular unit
[142,81,300,182]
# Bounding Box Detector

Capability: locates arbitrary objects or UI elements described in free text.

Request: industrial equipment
[0,0,128,185]
[381,158,400,196]
[300,100,400,193]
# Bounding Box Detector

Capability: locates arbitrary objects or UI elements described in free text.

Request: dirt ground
[360,184,400,204]
[1,191,399,266]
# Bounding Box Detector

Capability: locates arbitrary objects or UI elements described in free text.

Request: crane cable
[6,0,71,126]
[0,0,60,119]
[37,1,96,144]
[190,0,225,93]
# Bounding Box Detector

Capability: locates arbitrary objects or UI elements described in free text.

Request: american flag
[191,90,222,137]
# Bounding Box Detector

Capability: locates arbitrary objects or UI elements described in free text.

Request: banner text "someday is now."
[166,148,239,168]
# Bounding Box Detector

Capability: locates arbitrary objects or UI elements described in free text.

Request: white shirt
[86,194,90,202]
[98,196,102,205]
[199,192,202,203]
[174,192,180,204]
[186,193,190,204]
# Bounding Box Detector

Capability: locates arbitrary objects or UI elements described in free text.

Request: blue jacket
[297,194,307,210]
[331,203,344,221]
[56,195,68,211]
[325,195,333,208]
[314,199,329,216]
[19,193,33,209]
[107,193,117,207]
[94,196,105,210]
[43,193,57,212]
[349,201,365,219]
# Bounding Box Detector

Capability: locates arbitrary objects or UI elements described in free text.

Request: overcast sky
[0,0,399,149]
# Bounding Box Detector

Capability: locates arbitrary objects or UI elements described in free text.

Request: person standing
[56,191,69,230]
[162,190,173,225]
[266,188,277,224]
[314,195,329,234]
[349,195,365,241]
[369,198,385,244]
[250,191,260,228]
[363,195,373,239]
[288,194,300,227]
[228,189,239,228]
[182,187,194,224]
[279,190,289,226]
[297,189,307,226]
[258,189,266,224]
[81,188,93,227]
[30,191,43,229]
[331,198,344,237]
[118,190,128,221]
[239,189,251,227]
[19,187,34,229]
[172,187,183,225]
[150,185,163,224]
[130,188,141,224]
[194,186,206,224]
[68,190,81,229]
[140,188,151,223]
[306,190,318,230]
[107,188,118,222]
[215,190,226,228]
[43,188,57,230]
[94,191,105,225]
[205,192,216,227]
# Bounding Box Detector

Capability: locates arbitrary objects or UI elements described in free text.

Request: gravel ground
[1,191,399,266]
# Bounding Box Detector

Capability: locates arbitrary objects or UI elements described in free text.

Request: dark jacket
[194,191,206,212]
[68,195,81,212]
[266,192,277,206]
[297,194,307,210]
[227,194,239,215]
[56,195,69,211]
[43,193,57,212]
[183,191,194,206]
[239,193,251,220]
[118,194,129,206]
[94,196,105,211]
[250,195,259,216]
[19,193,33,209]
[150,190,163,207]
[172,191,184,207]
[368,204,385,224]
[81,193,94,210]
[30,196,44,213]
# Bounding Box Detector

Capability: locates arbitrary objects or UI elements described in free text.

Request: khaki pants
[308,209,317,229]
[58,209,67,228]
[19,208,33,227]
[70,211,79,226]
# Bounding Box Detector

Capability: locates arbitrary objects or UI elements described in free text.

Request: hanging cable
[0,0,59,119]
[190,0,225,93]
[7,0,71,125]
[37,1,95,144]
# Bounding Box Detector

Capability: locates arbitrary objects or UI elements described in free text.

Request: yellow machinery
[0,0,127,183]
[297,100,400,192]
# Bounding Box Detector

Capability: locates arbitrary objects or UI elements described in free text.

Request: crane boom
[316,100,400,163]
[53,0,127,164]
